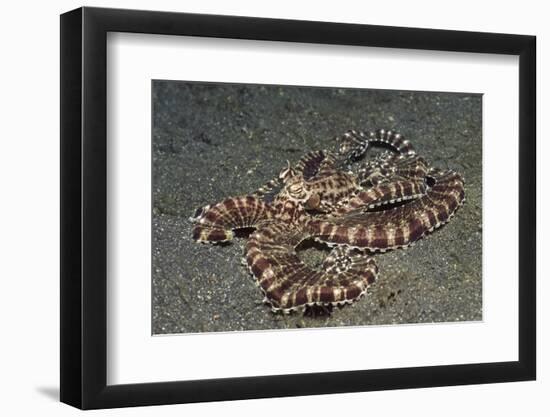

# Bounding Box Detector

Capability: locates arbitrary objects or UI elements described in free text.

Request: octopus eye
[289,184,302,194]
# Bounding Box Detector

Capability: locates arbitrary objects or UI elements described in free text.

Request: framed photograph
[60,6,536,409]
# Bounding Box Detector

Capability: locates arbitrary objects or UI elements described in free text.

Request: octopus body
[191,129,465,313]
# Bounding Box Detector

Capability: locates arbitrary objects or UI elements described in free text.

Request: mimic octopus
[191,129,465,313]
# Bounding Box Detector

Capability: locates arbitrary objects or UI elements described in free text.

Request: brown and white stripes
[336,128,415,163]
[245,224,377,311]
[191,129,465,313]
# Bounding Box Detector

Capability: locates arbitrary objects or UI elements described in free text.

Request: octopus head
[278,161,320,209]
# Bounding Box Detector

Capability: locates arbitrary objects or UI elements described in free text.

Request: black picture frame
[60,6,536,410]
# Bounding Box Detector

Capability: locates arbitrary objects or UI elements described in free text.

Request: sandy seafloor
[152,81,482,334]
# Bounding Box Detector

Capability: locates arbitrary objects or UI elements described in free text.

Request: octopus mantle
[191,129,465,313]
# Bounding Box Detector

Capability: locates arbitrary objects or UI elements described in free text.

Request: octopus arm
[294,150,338,180]
[331,179,428,216]
[245,224,377,312]
[336,128,415,162]
[308,169,465,251]
[191,196,274,243]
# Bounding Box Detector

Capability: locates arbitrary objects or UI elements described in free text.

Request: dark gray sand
[152,81,482,334]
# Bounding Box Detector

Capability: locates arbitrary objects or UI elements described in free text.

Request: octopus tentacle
[355,150,428,187]
[191,196,274,243]
[245,223,377,312]
[294,149,338,180]
[307,169,465,251]
[336,128,414,163]
[329,179,428,217]
[392,154,429,180]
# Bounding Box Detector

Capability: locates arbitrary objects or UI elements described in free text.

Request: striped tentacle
[356,150,428,187]
[245,224,378,313]
[191,196,274,243]
[294,149,337,180]
[330,179,427,217]
[308,170,465,251]
[392,153,429,180]
[336,128,415,163]
[423,168,465,225]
